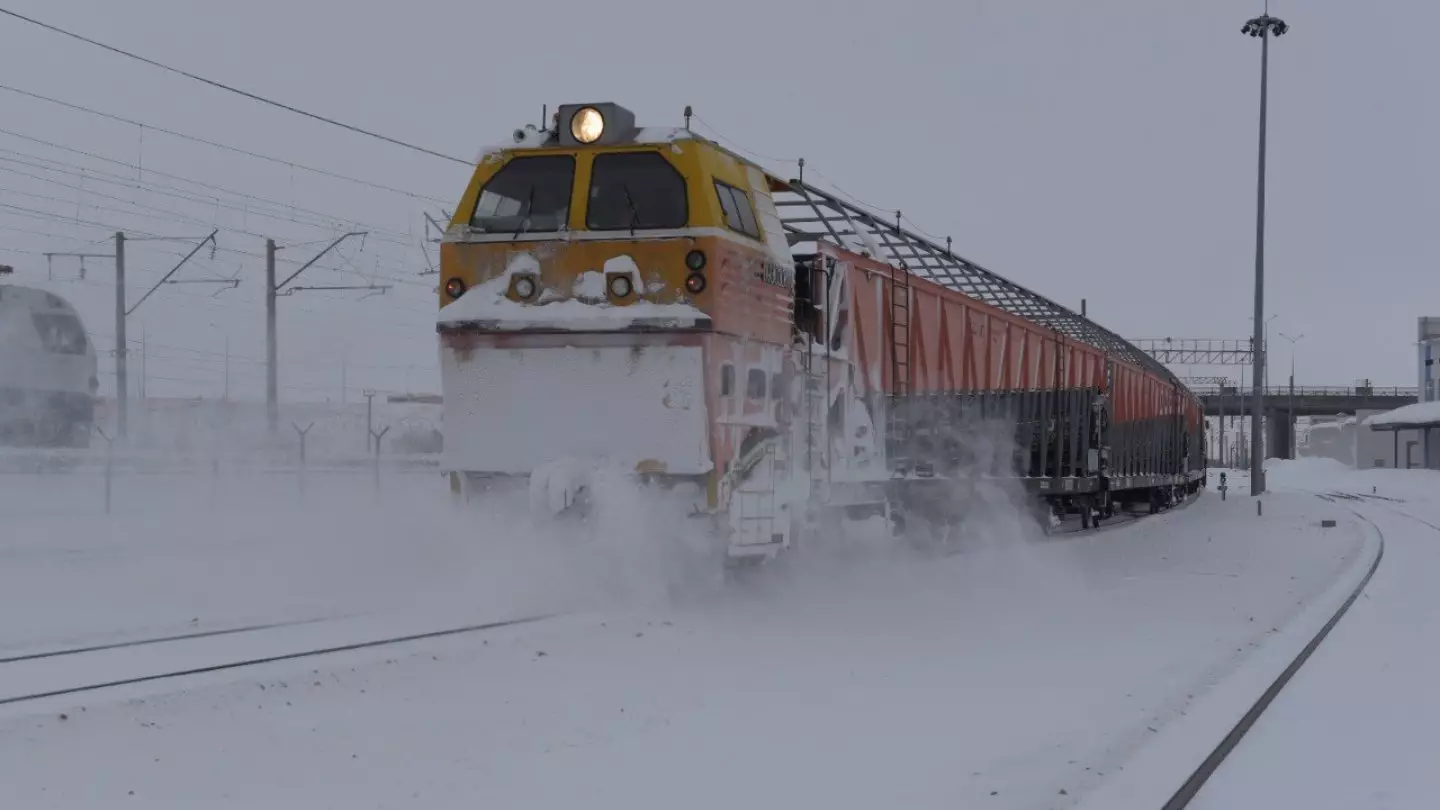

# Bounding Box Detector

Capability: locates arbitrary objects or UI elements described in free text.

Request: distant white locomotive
[0,274,98,447]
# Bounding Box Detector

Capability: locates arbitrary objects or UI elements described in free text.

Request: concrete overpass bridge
[1191,385,1418,459]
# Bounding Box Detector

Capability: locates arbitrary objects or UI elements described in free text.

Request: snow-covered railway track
[0,618,332,665]
[1158,495,1392,809]
[0,614,554,708]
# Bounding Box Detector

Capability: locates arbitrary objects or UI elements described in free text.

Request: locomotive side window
[746,369,767,399]
[770,372,784,401]
[470,155,575,233]
[720,364,735,396]
[31,313,87,355]
[713,180,760,239]
[586,152,688,231]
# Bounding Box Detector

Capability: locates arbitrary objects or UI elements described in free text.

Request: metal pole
[293,422,312,500]
[1288,371,1295,459]
[1249,29,1270,495]
[265,238,278,433]
[365,390,375,452]
[114,232,127,438]
[370,425,389,496]
[1219,391,1227,467]
[96,426,113,514]
[1265,320,1271,391]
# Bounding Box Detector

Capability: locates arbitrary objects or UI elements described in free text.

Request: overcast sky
[0,0,1434,401]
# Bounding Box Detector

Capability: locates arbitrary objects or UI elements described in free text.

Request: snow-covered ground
[0,466,693,654]
[1187,458,1440,810]
[0,462,1401,809]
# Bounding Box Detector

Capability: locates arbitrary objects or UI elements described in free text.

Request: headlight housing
[607,273,633,298]
[512,275,538,300]
[444,277,467,299]
[570,107,605,144]
[684,273,707,294]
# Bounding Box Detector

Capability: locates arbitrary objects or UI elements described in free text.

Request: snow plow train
[436,102,1205,562]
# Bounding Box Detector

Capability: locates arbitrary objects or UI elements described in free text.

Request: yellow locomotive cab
[437,103,800,551]
[437,102,793,333]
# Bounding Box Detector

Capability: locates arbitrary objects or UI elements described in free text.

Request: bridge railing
[1190,385,1418,398]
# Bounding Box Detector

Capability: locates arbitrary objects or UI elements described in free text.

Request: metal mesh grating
[773,179,1178,382]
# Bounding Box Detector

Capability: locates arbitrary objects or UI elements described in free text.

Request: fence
[1191,386,1418,398]
[0,443,445,518]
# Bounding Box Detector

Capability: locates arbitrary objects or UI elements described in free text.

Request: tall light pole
[1279,331,1304,459]
[1242,10,1289,494]
[1256,314,1279,388]
[1247,312,1279,462]
[1279,332,1303,387]
[1249,313,1279,388]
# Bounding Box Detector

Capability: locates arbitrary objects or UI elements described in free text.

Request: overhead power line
[0,147,420,248]
[0,83,451,203]
[0,193,429,290]
[0,138,421,248]
[0,7,471,166]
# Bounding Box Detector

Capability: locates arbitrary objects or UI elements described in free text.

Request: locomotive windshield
[470,154,574,233]
[30,312,87,355]
[714,179,760,238]
[586,152,688,231]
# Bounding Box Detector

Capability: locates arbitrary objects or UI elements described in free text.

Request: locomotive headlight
[444,277,467,299]
[512,275,538,300]
[685,250,706,271]
[570,107,605,144]
[684,273,707,294]
[607,273,633,298]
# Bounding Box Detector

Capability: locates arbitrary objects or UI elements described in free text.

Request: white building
[1300,410,1423,469]
[1418,317,1440,402]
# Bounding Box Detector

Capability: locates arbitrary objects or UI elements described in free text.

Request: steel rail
[0,614,555,707]
[0,617,332,665]
[1161,501,1388,808]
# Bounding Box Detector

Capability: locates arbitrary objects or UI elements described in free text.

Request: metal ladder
[798,258,829,494]
[888,259,912,473]
[731,442,782,553]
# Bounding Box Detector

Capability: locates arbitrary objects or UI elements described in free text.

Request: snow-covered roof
[633,127,692,144]
[1364,400,1440,429]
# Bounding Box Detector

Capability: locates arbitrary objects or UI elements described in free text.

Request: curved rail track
[1161,489,1405,809]
[6,481,1399,810]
